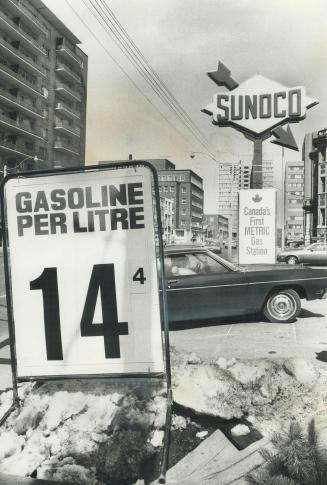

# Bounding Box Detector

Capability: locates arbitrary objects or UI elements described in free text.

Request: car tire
[286,255,299,265]
[263,289,301,323]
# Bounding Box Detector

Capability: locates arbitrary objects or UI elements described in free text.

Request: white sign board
[239,188,276,264]
[5,166,164,378]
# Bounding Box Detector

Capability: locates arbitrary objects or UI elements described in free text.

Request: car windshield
[164,251,238,276]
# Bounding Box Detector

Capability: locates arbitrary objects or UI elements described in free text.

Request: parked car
[277,242,327,265]
[163,246,327,324]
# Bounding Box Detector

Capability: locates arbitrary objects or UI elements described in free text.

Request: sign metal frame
[0,160,171,400]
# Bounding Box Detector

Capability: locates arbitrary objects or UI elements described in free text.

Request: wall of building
[217,160,251,240]
[284,161,304,245]
[0,0,87,172]
[158,168,204,244]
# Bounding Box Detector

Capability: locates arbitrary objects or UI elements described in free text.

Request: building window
[181,198,186,204]
[170,186,174,192]
[181,186,186,193]
[181,209,186,215]
[163,186,168,193]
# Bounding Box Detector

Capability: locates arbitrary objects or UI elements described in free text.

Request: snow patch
[149,430,164,447]
[0,379,166,484]
[231,424,251,437]
[283,358,319,388]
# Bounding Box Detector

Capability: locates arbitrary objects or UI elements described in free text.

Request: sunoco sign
[239,188,276,264]
[203,74,318,137]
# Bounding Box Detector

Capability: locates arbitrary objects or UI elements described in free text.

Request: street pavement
[170,298,327,363]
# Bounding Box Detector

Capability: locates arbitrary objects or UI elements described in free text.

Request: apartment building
[0,0,87,172]
[284,161,304,245]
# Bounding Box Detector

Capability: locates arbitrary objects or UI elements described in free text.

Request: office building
[218,160,251,239]
[0,0,87,172]
[98,158,204,244]
[262,159,274,188]
[284,161,304,245]
[303,129,327,242]
[203,213,229,242]
[160,196,173,244]
[157,168,204,243]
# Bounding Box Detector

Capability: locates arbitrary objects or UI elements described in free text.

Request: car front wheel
[286,255,299,265]
[263,289,301,323]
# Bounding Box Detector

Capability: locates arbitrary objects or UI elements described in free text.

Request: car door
[165,251,250,322]
[314,243,327,265]
[304,243,325,265]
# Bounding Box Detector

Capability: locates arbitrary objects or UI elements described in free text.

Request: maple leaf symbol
[252,193,262,203]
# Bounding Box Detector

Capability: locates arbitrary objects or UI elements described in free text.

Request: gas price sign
[4,165,164,378]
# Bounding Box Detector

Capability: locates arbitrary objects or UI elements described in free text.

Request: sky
[43,0,327,212]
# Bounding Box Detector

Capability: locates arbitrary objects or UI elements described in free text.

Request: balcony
[0,85,43,118]
[55,83,81,102]
[0,111,43,140]
[0,35,45,77]
[0,138,36,158]
[56,63,81,84]
[53,140,80,156]
[2,0,48,35]
[56,42,82,67]
[54,121,80,138]
[0,58,43,97]
[0,10,47,57]
[55,102,80,120]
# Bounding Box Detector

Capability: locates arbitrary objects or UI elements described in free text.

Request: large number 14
[30,264,145,361]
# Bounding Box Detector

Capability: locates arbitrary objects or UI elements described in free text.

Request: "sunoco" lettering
[215,88,302,122]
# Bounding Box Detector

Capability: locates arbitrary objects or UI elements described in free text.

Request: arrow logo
[207,61,239,91]
[271,125,299,151]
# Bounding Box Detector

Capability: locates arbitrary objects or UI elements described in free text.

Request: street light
[4,155,39,176]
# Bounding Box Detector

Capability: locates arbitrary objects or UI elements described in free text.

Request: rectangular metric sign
[4,166,164,378]
[239,188,277,264]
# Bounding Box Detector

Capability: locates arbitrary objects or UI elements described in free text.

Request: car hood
[239,264,299,272]
[277,248,307,256]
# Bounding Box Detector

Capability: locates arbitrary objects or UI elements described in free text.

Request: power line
[86,0,213,154]
[82,0,217,158]
[66,0,192,144]
[98,0,211,148]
